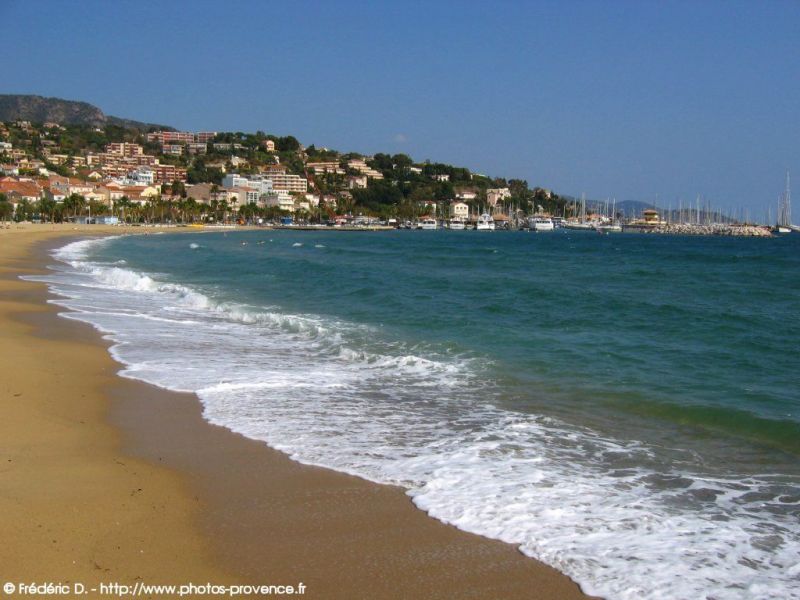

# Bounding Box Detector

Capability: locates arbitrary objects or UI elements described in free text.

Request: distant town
[0,119,786,236]
[0,119,560,224]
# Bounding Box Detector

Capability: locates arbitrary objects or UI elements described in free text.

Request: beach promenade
[0,224,588,599]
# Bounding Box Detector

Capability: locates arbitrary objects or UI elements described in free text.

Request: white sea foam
[27,237,800,600]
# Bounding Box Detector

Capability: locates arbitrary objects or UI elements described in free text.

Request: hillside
[0,94,172,131]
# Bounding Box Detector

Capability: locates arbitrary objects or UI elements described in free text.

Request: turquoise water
[41,230,800,599]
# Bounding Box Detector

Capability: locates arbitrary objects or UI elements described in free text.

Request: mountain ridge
[0,94,173,131]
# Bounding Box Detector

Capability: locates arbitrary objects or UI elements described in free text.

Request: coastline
[1,224,589,599]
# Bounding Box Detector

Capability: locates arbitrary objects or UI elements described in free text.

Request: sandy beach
[0,224,589,599]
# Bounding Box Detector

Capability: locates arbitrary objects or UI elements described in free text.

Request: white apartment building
[267,172,308,193]
[264,189,295,212]
[222,174,274,196]
[123,168,155,186]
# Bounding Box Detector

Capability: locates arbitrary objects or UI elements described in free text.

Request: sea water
[29,230,800,599]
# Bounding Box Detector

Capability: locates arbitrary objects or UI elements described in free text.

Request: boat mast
[581,193,586,224]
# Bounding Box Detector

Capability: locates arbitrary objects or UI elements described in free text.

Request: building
[0,178,41,204]
[222,173,273,196]
[450,201,469,219]
[433,174,450,182]
[146,131,216,146]
[44,154,69,166]
[348,175,368,189]
[105,143,144,157]
[263,190,296,212]
[487,188,511,207]
[267,173,308,193]
[307,161,344,175]
[153,164,188,184]
[347,158,383,179]
[228,186,261,207]
[455,188,478,202]
[125,168,155,186]
[162,144,183,156]
[186,143,208,155]
[185,183,229,204]
[146,131,194,145]
[105,183,160,205]
[48,176,95,197]
[262,140,276,152]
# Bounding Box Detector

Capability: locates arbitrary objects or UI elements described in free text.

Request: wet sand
[0,224,590,599]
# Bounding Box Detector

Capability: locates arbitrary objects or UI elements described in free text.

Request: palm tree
[115,196,132,222]
[63,193,86,219]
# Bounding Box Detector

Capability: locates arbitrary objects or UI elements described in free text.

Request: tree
[170,180,186,198]
[63,193,86,218]
[0,194,13,221]
[276,136,300,152]
[115,196,132,222]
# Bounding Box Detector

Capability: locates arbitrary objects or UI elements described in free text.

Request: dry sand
[0,223,590,599]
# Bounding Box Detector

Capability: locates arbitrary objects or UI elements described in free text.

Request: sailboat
[774,171,794,234]
[564,193,594,230]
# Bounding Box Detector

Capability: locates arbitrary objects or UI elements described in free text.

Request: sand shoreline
[1,224,590,599]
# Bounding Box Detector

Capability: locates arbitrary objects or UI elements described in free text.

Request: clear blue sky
[3,0,798,216]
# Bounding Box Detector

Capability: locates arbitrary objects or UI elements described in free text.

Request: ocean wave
[30,236,800,600]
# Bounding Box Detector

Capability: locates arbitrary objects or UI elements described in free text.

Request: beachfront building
[450,201,469,219]
[222,173,274,197]
[0,178,42,204]
[263,190,296,212]
[105,182,160,205]
[185,183,230,205]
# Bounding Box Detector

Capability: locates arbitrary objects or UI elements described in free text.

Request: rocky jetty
[645,223,772,237]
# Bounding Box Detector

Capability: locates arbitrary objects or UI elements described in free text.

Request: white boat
[476,213,495,231]
[448,217,466,230]
[419,217,438,230]
[562,220,594,231]
[595,223,622,233]
[528,216,554,231]
[563,193,593,230]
